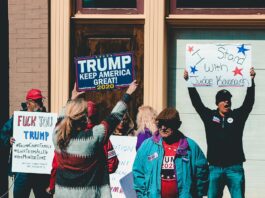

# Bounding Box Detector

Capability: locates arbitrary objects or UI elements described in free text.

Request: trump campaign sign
[75,52,135,91]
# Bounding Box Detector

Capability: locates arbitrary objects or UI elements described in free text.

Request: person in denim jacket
[133,107,209,198]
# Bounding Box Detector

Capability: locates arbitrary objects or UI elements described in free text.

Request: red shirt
[161,141,179,198]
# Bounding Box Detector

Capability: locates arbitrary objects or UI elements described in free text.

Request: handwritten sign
[186,43,252,87]
[75,52,135,91]
[12,111,57,174]
[109,136,137,198]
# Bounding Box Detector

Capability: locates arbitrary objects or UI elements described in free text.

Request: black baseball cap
[216,89,232,105]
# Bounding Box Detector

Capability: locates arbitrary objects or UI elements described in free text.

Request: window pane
[176,0,265,8]
[83,0,137,8]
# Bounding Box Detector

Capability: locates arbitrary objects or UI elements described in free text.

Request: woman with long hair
[53,81,137,198]
[135,105,158,151]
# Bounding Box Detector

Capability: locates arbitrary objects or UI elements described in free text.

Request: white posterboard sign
[109,136,137,198]
[185,43,252,87]
[12,111,57,174]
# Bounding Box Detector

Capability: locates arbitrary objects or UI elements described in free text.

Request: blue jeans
[208,164,245,198]
[13,173,50,198]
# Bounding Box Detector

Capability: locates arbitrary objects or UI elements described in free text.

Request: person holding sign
[133,107,209,198]
[46,101,120,195]
[0,89,50,198]
[53,80,137,198]
[184,67,256,198]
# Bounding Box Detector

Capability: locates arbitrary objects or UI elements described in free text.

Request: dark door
[0,0,9,197]
[71,22,144,123]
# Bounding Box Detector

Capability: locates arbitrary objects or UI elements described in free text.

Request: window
[170,0,265,14]
[76,0,143,14]
[82,0,136,8]
[176,0,265,8]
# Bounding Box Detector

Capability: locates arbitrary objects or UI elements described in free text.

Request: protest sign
[12,111,57,174]
[186,43,252,87]
[109,136,137,198]
[75,52,135,91]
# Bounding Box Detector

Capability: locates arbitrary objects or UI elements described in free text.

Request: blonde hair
[56,98,87,150]
[136,105,158,135]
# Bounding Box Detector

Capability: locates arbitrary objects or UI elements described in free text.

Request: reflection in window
[83,0,137,8]
[176,0,265,8]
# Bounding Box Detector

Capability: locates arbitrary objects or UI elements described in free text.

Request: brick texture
[8,0,49,114]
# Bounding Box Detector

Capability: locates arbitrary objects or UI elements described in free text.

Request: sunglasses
[157,121,174,129]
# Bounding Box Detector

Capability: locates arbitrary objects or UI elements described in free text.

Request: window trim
[170,0,265,15]
[75,0,143,14]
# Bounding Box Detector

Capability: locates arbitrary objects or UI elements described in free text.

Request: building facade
[4,0,265,197]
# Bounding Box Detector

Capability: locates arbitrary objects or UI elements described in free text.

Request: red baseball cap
[26,89,45,100]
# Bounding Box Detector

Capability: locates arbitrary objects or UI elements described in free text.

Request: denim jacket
[133,132,209,198]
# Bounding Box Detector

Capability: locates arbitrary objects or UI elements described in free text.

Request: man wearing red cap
[0,88,50,198]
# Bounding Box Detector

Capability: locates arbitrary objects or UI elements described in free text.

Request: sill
[166,14,265,27]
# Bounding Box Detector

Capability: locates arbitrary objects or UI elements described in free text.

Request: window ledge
[166,14,265,27]
[73,14,145,19]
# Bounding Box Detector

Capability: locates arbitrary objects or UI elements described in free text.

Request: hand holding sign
[250,67,256,79]
[71,82,85,100]
[126,80,138,95]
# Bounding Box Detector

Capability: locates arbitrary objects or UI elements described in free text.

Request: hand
[126,80,138,95]
[183,69,189,81]
[250,67,256,79]
[46,187,54,195]
[71,82,85,100]
[10,137,15,145]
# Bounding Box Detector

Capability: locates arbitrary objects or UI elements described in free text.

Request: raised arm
[238,67,256,114]
[93,80,138,141]
[184,70,210,119]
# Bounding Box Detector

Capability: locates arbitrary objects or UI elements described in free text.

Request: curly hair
[56,98,87,150]
[136,105,158,135]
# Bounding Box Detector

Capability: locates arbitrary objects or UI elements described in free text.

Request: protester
[53,80,137,198]
[112,112,135,136]
[0,89,50,198]
[133,107,209,198]
[46,101,119,195]
[135,105,158,151]
[184,67,256,198]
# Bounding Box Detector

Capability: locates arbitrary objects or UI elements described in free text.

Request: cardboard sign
[186,43,252,87]
[109,136,137,198]
[12,111,57,174]
[75,52,135,91]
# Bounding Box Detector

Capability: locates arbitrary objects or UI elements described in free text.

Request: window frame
[170,0,265,15]
[75,0,143,14]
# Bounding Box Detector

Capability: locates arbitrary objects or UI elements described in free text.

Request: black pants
[13,173,51,198]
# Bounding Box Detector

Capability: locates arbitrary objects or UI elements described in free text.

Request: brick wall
[8,0,49,115]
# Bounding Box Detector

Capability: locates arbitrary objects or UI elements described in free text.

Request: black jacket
[188,81,255,166]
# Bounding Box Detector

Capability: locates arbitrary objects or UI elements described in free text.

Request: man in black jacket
[184,67,256,198]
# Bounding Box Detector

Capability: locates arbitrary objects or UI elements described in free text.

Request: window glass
[83,0,136,8]
[176,0,265,8]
